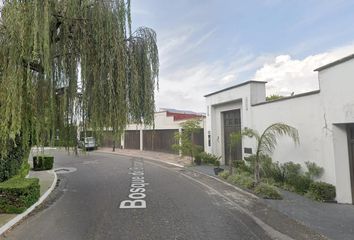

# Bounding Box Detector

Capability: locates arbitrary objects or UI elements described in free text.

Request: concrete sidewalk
[0,169,56,234]
[97,147,192,167]
[189,164,354,240]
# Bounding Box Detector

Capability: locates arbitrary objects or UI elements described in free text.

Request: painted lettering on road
[119,159,148,209]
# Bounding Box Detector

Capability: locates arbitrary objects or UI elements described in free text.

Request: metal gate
[124,130,140,150]
[223,109,242,165]
[143,129,178,154]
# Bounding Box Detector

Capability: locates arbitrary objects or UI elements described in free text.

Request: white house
[204,54,354,204]
[123,109,205,153]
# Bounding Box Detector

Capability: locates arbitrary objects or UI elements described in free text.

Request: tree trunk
[255,153,260,184]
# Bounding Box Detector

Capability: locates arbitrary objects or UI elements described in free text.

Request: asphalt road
[1,150,326,240]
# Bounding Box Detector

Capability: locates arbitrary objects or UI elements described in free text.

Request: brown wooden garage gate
[124,130,140,150]
[143,129,178,154]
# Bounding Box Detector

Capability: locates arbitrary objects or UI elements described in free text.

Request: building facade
[123,110,205,154]
[204,54,354,204]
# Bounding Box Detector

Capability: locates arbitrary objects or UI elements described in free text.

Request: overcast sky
[131,0,354,112]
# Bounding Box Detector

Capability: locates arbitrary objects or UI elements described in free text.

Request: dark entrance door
[223,109,241,166]
[348,124,354,203]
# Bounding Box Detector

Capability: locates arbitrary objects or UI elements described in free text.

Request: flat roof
[252,90,320,107]
[314,53,354,71]
[204,80,267,97]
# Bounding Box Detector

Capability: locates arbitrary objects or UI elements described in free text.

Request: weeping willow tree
[0,1,158,164]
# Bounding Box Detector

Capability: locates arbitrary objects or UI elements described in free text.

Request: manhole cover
[54,167,77,174]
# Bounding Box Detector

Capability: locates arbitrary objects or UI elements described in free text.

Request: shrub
[0,135,27,182]
[283,162,302,182]
[219,170,230,180]
[0,177,40,213]
[14,161,30,179]
[227,173,254,189]
[305,161,324,180]
[307,182,336,201]
[194,154,202,165]
[286,175,313,194]
[254,183,283,200]
[199,152,219,165]
[244,154,272,176]
[233,160,250,172]
[33,155,54,171]
[261,158,283,182]
[214,160,220,167]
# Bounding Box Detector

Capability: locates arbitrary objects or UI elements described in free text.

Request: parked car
[79,137,97,151]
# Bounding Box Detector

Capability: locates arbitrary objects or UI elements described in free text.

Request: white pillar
[140,129,143,151]
[121,133,125,149]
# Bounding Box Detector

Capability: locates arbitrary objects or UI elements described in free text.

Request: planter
[33,155,54,171]
[214,167,224,175]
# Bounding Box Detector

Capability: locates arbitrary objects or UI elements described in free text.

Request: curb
[186,168,259,200]
[98,150,257,199]
[0,170,58,236]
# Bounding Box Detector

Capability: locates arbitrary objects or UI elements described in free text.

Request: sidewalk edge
[186,168,259,200]
[0,170,58,236]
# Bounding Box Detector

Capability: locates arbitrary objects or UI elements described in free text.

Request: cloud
[156,52,272,112]
[253,43,354,96]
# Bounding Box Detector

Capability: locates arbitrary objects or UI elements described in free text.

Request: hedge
[307,181,336,202]
[0,135,27,182]
[33,155,54,171]
[0,177,40,213]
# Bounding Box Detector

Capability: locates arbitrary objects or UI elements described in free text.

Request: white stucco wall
[205,82,266,164]
[316,57,354,203]
[250,93,337,186]
[204,56,354,203]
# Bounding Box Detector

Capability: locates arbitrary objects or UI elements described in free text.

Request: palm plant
[243,123,300,184]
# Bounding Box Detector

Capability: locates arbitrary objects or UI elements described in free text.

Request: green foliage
[0,177,40,213]
[307,182,336,202]
[266,94,284,101]
[0,0,159,155]
[243,123,299,183]
[227,173,254,189]
[173,119,202,162]
[199,152,220,165]
[0,135,27,182]
[194,153,202,165]
[260,159,313,194]
[254,183,283,200]
[305,161,324,180]
[33,155,54,171]
[214,160,221,167]
[219,170,230,180]
[16,161,30,179]
[232,160,251,174]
